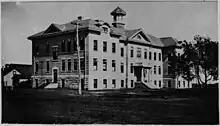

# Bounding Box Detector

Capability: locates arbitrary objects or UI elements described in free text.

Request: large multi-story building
[28,7,191,90]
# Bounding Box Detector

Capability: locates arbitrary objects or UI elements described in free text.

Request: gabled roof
[3,64,32,77]
[160,37,178,47]
[110,7,126,16]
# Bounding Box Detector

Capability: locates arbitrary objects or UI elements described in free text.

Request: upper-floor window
[80,38,85,50]
[67,39,71,52]
[121,47,124,57]
[73,39,77,51]
[158,66,161,75]
[103,79,107,88]
[159,53,161,61]
[93,40,98,51]
[35,62,38,73]
[130,46,134,58]
[168,65,171,75]
[46,43,49,53]
[62,60,65,71]
[46,61,49,72]
[52,46,58,60]
[61,40,66,52]
[112,60,116,72]
[93,58,98,71]
[112,43,116,53]
[149,51,152,60]
[121,62,124,73]
[80,58,85,70]
[137,48,141,58]
[74,59,77,70]
[103,59,107,71]
[94,79,98,88]
[154,52,157,61]
[103,41,107,52]
[130,63,133,73]
[68,59,71,71]
[144,49,147,59]
[36,44,39,55]
[154,65,156,74]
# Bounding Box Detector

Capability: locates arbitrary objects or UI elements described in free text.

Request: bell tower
[110,7,126,29]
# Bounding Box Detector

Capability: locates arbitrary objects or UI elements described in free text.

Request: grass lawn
[2,88,219,124]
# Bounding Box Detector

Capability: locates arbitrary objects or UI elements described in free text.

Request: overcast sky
[1,1,217,65]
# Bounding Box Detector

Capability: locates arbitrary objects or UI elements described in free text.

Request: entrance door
[135,66,142,82]
[53,69,58,83]
[81,79,84,90]
[61,79,65,88]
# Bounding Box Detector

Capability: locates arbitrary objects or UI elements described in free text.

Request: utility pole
[76,21,82,95]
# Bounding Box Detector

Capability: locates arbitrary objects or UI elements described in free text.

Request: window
[121,80,124,88]
[35,62,38,73]
[154,52,157,60]
[121,47,124,57]
[183,81,185,88]
[103,59,107,71]
[168,65,171,75]
[35,79,38,88]
[62,60,65,71]
[154,80,157,86]
[93,40,98,51]
[130,47,134,58]
[121,62,124,73]
[112,43,116,53]
[159,80,161,87]
[80,38,85,50]
[103,27,108,33]
[103,79,107,88]
[74,59,77,70]
[93,58,98,71]
[178,81,181,87]
[67,39,71,52]
[73,39,77,51]
[178,53,180,57]
[94,79,98,88]
[158,66,161,75]
[130,63,133,73]
[112,79,116,88]
[52,46,58,60]
[154,65,156,74]
[137,48,141,58]
[68,59,71,71]
[188,82,190,88]
[131,80,134,88]
[36,44,39,55]
[103,41,107,52]
[46,43,49,53]
[112,60,116,72]
[149,51,152,60]
[80,58,85,70]
[159,53,161,61]
[46,61,49,72]
[144,49,147,59]
[61,40,65,52]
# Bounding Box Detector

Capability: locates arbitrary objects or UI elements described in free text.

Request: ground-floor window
[121,80,124,88]
[61,79,65,88]
[103,79,107,88]
[154,80,157,86]
[178,81,180,88]
[159,80,161,88]
[94,79,97,88]
[168,80,171,88]
[112,79,116,88]
[35,79,38,88]
[131,80,134,88]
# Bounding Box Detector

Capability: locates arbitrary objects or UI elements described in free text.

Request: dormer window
[103,27,108,34]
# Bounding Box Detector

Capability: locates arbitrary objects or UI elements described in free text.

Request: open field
[2,87,219,124]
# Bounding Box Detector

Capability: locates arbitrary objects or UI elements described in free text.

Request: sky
[1,1,218,65]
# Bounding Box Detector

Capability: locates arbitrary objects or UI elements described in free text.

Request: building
[27,7,190,90]
[2,64,32,89]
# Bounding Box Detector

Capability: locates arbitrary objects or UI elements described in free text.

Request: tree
[180,40,197,86]
[193,35,218,87]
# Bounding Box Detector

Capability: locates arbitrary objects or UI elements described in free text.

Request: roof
[3,64,32,77]
[110,7,126,16]
[28,18,165,47]
[160,37,178,47]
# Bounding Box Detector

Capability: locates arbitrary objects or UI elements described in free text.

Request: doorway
[53,69,58,83]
